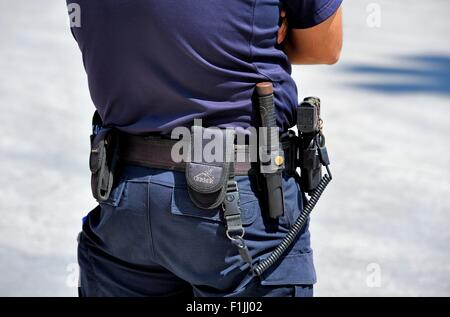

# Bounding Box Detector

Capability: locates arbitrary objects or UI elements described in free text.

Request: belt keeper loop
[223,181,243,238]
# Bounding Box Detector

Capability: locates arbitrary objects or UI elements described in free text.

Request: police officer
[68,0,343,297]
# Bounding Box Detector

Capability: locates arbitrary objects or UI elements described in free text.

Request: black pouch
[185,126,235,209]
[89,114,121,202]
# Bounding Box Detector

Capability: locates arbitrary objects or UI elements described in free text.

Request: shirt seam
[290,0,342,29]
[315,0,341,18]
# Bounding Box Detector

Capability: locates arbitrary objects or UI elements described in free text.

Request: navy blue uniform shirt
[68,0,342,134]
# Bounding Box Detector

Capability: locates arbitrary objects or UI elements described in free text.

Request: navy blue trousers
[78,165,316,297]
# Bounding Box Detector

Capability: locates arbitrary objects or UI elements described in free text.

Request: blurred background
[0,0,449,296]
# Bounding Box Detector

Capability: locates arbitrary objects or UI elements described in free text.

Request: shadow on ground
[341,54,450,96]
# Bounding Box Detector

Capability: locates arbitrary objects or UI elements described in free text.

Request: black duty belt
[120,134,294,176]
[89,87,333,278]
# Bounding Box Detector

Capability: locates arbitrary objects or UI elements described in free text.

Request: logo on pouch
[193,168,214,184]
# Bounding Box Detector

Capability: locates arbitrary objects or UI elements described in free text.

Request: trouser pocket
[260,252,316,284]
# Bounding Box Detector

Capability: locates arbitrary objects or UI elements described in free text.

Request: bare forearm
[284,7,343,65]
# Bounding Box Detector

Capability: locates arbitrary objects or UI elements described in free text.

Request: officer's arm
[283,7,343,65]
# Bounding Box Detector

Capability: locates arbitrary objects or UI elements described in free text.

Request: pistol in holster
[296,97,331,194]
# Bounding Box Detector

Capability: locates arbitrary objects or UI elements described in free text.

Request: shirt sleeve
[284,0,343,29]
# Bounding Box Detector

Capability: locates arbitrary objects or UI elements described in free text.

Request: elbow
[286,42,343,65]
[286,50,341,65]
[325,50,341,65]
[324,40,343,65]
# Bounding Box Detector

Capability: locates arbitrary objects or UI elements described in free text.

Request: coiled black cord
[253,173,332,276]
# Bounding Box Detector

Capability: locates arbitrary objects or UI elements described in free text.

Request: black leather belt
[120,135,256,175]
[120,134,295,176]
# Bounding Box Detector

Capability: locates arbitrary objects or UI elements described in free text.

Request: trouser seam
[79,235,102,296]
[146,176,158,260]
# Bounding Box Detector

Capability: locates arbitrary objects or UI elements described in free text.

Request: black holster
[296,97,330,194]
[89,112,121,202]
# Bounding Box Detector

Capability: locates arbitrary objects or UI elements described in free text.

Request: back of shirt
[68,0,341,134]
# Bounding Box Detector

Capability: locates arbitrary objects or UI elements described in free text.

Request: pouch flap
[185,126,236,210]
[186,162,230,194]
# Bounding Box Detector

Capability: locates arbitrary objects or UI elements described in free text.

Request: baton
[256,82,285,219]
